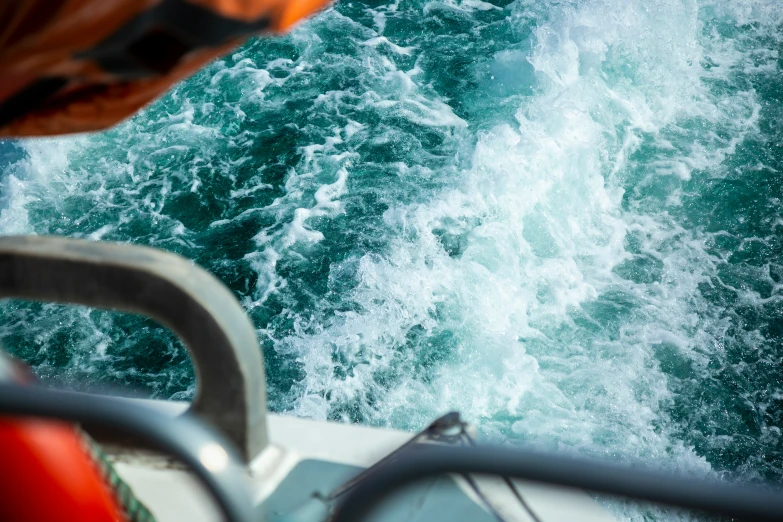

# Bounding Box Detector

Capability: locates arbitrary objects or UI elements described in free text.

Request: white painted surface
[110,404,617,522]
[112,461,223,522]
[512,481,616,522]
[268,414,412,466]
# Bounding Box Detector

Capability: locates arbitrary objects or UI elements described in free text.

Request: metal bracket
[0,235,267,462]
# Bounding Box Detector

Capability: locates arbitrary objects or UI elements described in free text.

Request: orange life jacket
[0,0,331,137]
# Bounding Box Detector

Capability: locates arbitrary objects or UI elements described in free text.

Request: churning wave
[1,0,783,518]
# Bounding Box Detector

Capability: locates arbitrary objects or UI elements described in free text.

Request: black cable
[0,383,255,522]
[331,444,783,522]
[456,424,543,522]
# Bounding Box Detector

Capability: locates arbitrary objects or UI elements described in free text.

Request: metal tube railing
[331,444,783,522]
[0,383,255,522]
[0,235,267,461]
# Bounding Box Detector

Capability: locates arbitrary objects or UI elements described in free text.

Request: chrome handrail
[0,383,255,522]
[0,235,267,461]
[331,444,783,522]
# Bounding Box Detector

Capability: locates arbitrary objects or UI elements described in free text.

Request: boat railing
[330,444,783,522]
[0,235,268,462]
[0,383,255,522]
[3,237,783,522]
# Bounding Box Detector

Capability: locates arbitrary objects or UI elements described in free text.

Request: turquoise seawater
[1,0,783,518]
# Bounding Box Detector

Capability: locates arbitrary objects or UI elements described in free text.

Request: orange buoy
[0,418,128,522]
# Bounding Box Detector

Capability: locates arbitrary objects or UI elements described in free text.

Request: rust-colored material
[0,0,331,137]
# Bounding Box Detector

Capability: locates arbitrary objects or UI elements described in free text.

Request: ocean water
[1,0,782,519]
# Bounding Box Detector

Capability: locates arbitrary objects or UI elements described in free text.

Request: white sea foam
[0,175,32,234]
[1,1,781,519]
[276,0,773,501]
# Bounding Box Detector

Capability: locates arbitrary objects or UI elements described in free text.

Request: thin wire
[331,444,783,522]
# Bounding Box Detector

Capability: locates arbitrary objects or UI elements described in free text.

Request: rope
[82,433,158,522]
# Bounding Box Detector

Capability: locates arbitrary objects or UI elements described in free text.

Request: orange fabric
[186,0,274,20]
[0,0,331,137]
[277,0,330,30]
[0,418,127,522]
[185,0,328,27]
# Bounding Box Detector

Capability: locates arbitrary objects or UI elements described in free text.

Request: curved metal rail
[330,444,783,522]
[0,383,255,522]
[0,235,267,461]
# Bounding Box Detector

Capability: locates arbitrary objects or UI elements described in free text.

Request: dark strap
[0,77,67,128]
[78,0,271,78]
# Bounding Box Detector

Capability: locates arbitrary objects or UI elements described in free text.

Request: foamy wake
[275,0,778,516]
[2,1,782,520]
